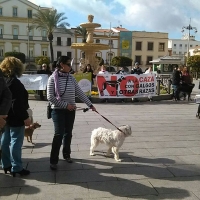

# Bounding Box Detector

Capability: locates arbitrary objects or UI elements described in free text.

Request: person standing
[172,66,181,101]
[144,66,153,101]
[98,65,109,103]
[0,69,12,161]
[37,63,52,100]
[0,57,31,177]
[131,62,143,75]
[47,56,96,170]
[116,67,126,102]
[131,62,143,102]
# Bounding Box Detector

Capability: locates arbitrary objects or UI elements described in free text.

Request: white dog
[90,125,132,162]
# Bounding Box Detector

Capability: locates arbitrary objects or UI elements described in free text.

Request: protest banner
[73,73,92,96]
[18,74,49,90]
[96,73,156,98]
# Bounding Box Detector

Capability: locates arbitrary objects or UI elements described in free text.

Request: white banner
[96,73,156,98]
[18,74,49,90]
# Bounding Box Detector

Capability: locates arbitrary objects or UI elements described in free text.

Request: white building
[0,0,49,69]
[168,34,200,63]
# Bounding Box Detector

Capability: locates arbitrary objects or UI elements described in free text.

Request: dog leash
[94,110,125,134]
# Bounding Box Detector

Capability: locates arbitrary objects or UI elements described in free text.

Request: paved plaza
[1,81,200,199]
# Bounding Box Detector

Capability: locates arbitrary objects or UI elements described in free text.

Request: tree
[5,52,26,63]
[75,26,87,43]
[32,9,71,63]
[111,56,132,67]
[35,56,50,66]
[187,55,200,79]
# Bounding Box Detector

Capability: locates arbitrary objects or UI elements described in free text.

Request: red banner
[96,73,156,98]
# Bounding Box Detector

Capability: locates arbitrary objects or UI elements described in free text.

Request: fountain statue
[71,15,109,73]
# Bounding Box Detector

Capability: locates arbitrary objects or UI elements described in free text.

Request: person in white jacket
[144,66,153,101]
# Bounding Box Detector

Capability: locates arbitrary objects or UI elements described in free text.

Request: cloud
[29,0,200,39]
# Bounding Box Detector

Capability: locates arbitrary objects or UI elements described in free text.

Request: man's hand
[24,118,31,127]
[0,115,7,128]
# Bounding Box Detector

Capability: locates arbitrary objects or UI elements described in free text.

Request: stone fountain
[71,15,109,73]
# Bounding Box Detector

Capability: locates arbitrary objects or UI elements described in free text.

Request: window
[28,10,32,18]
[42,29,47,37]
[57,37,61,46]
[0,8,2,16]
[67,38,71,46]
[67,52,72,58]
[159,43,165,51]
[174,44,176,47]
[13,27,18,39]
[13,46,19,52]
[173,51,176,54]
[179,44,182,48]
[96,39,100,43]
[136,42,142,50]
[146,56,153,65]
[29,47,34,57]
[13,7,17,17]
[147,42,153,51]
[179,52,182,55]
[190,44,193,47]
[135,56,141,64]
[42,48,47,56]
[0,25,3,35]
[57,51,62,59]
[0,46,3,56]
[185,44,187,48]
[81,51,85,58]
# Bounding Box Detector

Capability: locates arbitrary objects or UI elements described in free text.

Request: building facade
[131,31,168,71]
[0,0,49,69]
[168,35,200,63]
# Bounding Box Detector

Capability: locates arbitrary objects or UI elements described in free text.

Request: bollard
[157,79,161,95]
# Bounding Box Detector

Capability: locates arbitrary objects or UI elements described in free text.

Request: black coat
[0,70,12,115]
[172,69,181,85]
[131,67,143,75]
[5,77,29,127]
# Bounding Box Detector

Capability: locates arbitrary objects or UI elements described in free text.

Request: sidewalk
[1,90,200,199]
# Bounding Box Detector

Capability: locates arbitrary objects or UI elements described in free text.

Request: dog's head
[32,122,41,129]
[118,125,132,137]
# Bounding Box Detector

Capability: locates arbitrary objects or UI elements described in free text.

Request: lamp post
[181,18,197,64]
[107,22,114,72]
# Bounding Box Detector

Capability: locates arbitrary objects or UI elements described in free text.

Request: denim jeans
[50,109,75,164]
[172,85,180,100]
[1,125,24,172]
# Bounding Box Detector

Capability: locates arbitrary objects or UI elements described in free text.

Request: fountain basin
[80,23,101,29]
[71,43,109,50]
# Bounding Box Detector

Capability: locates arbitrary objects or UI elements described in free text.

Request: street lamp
[107,22,114,72]
[181,18,197,63]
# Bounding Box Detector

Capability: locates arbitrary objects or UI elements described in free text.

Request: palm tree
[75,26,87,43]
[32,9,70,63]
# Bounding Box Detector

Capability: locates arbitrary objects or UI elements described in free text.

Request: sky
[29,0,200,40]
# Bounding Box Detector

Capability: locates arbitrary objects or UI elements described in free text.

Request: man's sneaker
[50,164,57,170]
[63,156,73,163]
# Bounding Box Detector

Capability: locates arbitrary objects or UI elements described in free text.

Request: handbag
[47,102,52,119]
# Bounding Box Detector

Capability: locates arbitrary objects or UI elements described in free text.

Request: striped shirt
[47,74,92,109]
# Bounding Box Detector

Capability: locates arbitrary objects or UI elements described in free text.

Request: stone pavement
[1,81,200,199]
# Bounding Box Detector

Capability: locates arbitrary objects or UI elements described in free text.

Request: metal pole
[27,18,30,69]
[109,22,111,72]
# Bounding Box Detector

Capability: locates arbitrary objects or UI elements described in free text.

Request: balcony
[42,37,47,41]
[0,34,3,39]
[13,35,18,40]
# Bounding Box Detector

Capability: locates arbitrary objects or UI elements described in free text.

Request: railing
[156,74,172,95]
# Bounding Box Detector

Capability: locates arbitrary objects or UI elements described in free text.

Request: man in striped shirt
[47,56,96,170]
